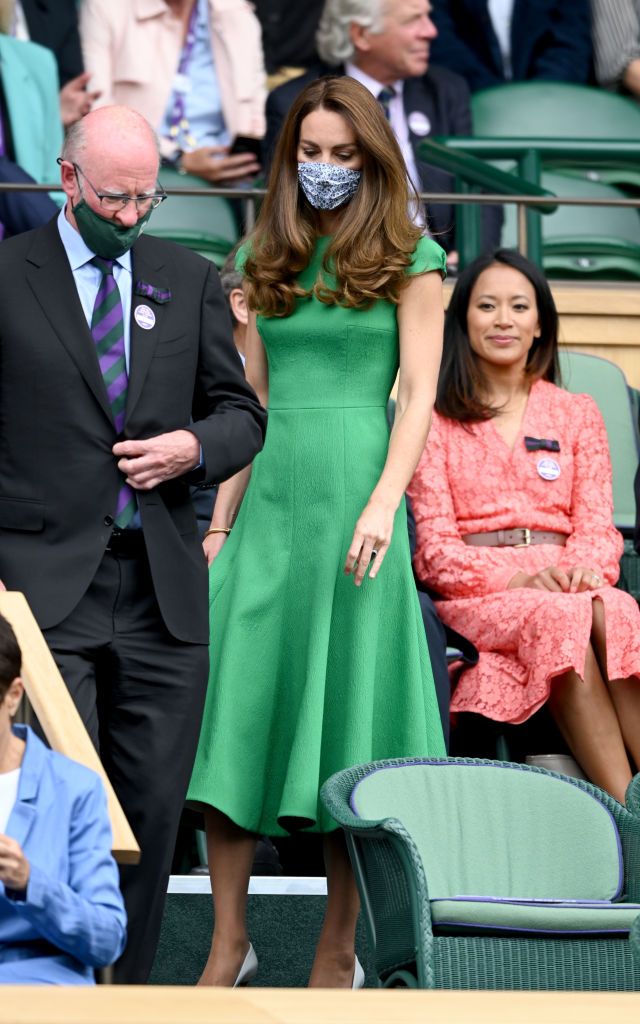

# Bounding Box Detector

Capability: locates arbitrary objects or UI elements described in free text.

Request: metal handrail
[3,180,640,261]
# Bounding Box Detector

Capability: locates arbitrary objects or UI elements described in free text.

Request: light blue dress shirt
[158,0,230,150]
[57,206,133,370]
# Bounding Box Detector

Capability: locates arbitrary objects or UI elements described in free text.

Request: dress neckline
[484,381,536,455]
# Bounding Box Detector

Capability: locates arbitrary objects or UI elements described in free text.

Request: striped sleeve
[592,0,640,86]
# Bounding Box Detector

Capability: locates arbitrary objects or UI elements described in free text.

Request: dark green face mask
[72,199,153,260]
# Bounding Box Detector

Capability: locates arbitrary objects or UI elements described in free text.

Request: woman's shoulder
[407,236,447,279]
[534,379,601,418]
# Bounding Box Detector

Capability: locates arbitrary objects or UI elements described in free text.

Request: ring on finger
[371,548,379,560]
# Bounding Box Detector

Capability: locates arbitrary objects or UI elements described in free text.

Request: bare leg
[590,600,640,769]
[197,806,258,986]
[308,830,361,988]
[547,641,633,803]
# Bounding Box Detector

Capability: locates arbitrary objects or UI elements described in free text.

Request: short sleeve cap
[408,236,447,279]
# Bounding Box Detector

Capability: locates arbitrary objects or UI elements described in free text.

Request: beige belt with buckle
[462,528,568,548]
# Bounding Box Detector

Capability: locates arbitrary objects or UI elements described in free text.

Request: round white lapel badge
[537,457,561,481]
[134,304,156,330]
[407,111,431,137]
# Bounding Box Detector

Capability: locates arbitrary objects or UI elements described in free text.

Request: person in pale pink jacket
[80,0,266,185]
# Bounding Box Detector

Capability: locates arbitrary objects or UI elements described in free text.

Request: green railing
[422,137,640,268]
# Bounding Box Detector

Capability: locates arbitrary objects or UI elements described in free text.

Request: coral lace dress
[408,380,640,724]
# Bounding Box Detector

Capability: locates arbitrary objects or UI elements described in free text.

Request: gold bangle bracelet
[204,527,231,538]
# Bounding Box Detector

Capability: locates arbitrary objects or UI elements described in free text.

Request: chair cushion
[350,761,623,902]
[431,897,640,936]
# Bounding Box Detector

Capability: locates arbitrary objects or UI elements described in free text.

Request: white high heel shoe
[233,943,258,987]
[352,955,365,989]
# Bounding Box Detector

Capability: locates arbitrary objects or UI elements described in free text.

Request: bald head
[59,106,161,233]
[62,106,160,180]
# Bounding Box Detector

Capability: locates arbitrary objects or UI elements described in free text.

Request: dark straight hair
[436,249,560,423]
[0,614,21,704]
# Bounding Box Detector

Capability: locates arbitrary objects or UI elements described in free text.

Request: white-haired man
[266,0,501,254]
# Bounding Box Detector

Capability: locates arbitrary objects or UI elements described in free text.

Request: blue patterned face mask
[297,161,361,210]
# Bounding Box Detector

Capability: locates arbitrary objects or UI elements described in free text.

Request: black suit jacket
[21,0,84,85]
[266,63,500,252]
[431,0,592,92]
[0,219,267,643]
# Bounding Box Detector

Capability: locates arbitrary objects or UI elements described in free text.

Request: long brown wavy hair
[243,76,422,317]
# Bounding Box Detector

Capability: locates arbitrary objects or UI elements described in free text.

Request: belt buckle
[514,527,531,547]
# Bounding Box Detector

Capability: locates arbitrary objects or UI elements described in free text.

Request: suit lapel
[25,220,115,426]
[126,239,170,424]
[403,78,435,165]
[5,727,40,853]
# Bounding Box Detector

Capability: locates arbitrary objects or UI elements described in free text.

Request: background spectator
[0,615,126,985]
[6,0,99,127]
[266,0,501,256]
[593,0,640,100]
[253,0,325,89]
[0,157,57,238]
[430,0,592,93]
[80,0,266,185]
[0,31,63,187]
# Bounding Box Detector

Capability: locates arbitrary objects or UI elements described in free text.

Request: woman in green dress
[188,75,446,988]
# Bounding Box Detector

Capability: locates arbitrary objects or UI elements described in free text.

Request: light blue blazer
[0,726,127,985]
[0,34,63,187]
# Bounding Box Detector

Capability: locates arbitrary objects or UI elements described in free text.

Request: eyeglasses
[73,163,167,213]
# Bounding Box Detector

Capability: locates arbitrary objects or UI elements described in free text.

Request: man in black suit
[266,0,501,255]
[431,0,592,93]
[0,105,267,982]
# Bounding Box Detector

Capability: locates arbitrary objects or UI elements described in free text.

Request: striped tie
[378,85,396,121]
[90,256,136,528]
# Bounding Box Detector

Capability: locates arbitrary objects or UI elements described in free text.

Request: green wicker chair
[321,757,640,990]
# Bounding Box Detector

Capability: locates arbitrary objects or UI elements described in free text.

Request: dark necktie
[90,256,136,528]
[378,85,396,121]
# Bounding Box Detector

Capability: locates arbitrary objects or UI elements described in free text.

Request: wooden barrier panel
[0,591,140,864]
[0,986,639,1024]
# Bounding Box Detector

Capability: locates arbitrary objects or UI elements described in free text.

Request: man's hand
[180,145,260,183]
[59,72,101,128]
[113,430,200,490]
[0,834,30,892]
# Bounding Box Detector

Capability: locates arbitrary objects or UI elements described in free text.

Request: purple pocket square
[134,280,172,304]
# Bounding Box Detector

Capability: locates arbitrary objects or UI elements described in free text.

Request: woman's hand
[567,565,603,592]
[203,532,229,567]
[508,565,603,592]
[0,834,30,892]
[507,567,571,592]
[344,501,395,587]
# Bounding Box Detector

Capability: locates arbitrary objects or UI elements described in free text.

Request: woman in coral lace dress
[408,249,640,802]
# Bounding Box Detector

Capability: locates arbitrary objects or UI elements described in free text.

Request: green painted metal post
[518,149,543,266]
[456,179,483,270]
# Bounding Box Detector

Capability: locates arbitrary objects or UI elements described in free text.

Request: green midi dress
[187,234,447,835]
